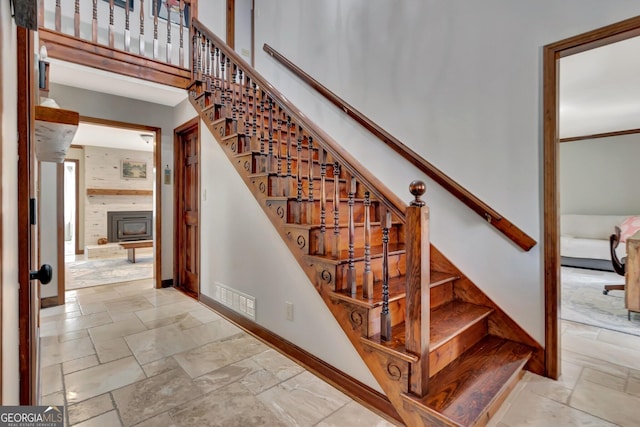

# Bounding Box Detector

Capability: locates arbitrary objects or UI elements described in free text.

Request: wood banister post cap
[409,180,426,207]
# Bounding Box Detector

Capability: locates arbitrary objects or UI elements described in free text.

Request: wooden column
[405,180,430,397]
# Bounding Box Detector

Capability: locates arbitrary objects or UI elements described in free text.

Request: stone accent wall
[84,146,153,247]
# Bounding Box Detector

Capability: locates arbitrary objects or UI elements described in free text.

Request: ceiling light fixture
[140,134,154,144]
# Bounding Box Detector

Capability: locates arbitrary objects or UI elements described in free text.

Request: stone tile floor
[40,279,640,426]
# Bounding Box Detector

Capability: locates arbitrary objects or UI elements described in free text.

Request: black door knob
[30,264,52,284]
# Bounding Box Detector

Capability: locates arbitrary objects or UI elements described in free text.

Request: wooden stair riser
[285,223,402,256]
[429,317,488,378]
[264,198,381,226]
[334,253,406,290]
[431,281,454,309]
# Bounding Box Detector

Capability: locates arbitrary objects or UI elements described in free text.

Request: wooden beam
[39,29,191,89]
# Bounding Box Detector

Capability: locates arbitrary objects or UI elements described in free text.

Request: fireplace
[107,211,153,242]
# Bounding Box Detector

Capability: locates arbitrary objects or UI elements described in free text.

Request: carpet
[66,256,153,290]
[561,266,640,336]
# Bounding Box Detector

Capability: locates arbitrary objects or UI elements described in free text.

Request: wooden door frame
[64,158,82,255]
[543,15,640,379]
[173,117,200,296]
[72,116,163,289]
[17,25,37,405]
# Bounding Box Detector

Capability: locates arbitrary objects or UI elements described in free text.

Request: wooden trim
[56,163,65,305]
[86,189,153,196]
[17,26,36,405]
[192,19,407,221]
[543,14,640,381]
[77,115,161,288]
[38,29,191,89]
[226,0,235,48]
[161,278,174,288]
[198,294,403,425]
[40,296,60,309]
[0,14,3,400]
[63,159,82,255]
[559,127,640,143]
[262,43,536,252]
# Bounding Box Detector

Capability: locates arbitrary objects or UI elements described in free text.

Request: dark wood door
[175,118,200,298]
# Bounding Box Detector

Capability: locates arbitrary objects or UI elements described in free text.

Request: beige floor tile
[41,301,80,318]
[564,333,640,371]
[109,312,139,322]
[562,321,601,340]
[125,324,199,365]
[257,371,351,426]
[65,356,145,404]
[134,300,201,324]
[41,364,63,396]
[627,375,640,397]
[112,368,204,426]
[104,295,154,314]
[77,302,107,316]
[189,307,222,324]
[558,360,583,390]
[580,367,626,391]
[131,412,177,427]
[88,317,147,343]
[40,390,65,407]
[182,319,242,346]
[62,355,100,375]
[562,349,630,378]
[173,334,267,378]
[67,394,114,426]
[250,349,305,382]
[570,378,640,426]
[41,336,96,367]
[94,337,133,363]
[170,382,286,427]
[597,328,640,352]
[141,357,179,378]
[317,401,397,427]
[522,372,572,404]
[58,311,113,334]
[140,312,202,331]
[58,329,89,343]
[498,388,617,426]
[193,358,262,394]
[72,410,122,427]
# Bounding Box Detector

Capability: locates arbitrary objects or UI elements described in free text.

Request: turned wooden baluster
[284,116,293,197]
[275,108,283,177]
[232,65,238,123]
[266,97,275,172]
[307,136,314,224]
[204,39,211,87]
[405,180,430,397]
[92,0,98,42]
[139,0,145,55]
[108,0,115,48]
[363,191,373,299]
[55,0,61,32]
[220,53,227,115]
[226,57,233,119]
[153,0,159,59]
[214,48,221,102]
[179,0,185,67]
[332,162,341,258]
[244,75,251,139]
[347,177,357,296]
[295,128,304,224]
[251,82,258,149]
[124,0,131,51]
[258,93,265,157]
[166,1,173,63]
[318,149,327,255]
[74,0,80,37]
[380,208,392,341]
[237,69,245,137]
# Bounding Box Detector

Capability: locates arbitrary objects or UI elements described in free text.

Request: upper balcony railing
[38,0,194,88]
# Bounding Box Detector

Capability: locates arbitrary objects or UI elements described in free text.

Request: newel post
[405,180,430,397]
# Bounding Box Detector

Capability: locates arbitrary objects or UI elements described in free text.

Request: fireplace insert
[107,211,153,242]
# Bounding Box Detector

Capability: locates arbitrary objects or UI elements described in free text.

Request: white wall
[66,147,85,251]
[40,163,59,299]
[560,134,640,215]
[172,99,380,390]
[1,2,20,403]
[234,0,253,64]
[249,1,640,342]
[198,0,226,38]
[50,83,175,280]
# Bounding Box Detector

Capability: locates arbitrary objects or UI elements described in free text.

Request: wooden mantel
[34,105,80,163]
[87,189,153,196]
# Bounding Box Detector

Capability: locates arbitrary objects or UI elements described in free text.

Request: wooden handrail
[263,44,537,252]
[192,19,407,219]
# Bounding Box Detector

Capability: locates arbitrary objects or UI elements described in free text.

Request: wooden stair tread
[430,301,493,351]
[430,271,460,288]
[360,322,418,363]
[403,335,532,427]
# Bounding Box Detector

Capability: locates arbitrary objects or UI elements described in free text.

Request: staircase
[188,20,544,427]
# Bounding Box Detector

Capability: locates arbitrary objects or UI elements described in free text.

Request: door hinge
[30,198,36,225]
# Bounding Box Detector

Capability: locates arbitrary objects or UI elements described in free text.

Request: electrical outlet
[286,301,294,321]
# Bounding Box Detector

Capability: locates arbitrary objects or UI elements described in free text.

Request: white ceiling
[559,35,640,138]
[73,122,155,152]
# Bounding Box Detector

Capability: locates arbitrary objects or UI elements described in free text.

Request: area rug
[66,256,153,290]
[561,266,640,336]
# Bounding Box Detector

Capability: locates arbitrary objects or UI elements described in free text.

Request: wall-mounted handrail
[192,19,407,219]
[263,43,537,252]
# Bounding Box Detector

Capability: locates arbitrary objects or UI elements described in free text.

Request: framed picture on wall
[121,160,147,179]
[150,0,190,27]
[102,0,135,10]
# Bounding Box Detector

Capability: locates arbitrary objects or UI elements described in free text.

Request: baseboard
[161,278,174,288]
[198,294,403,425]
[41,296,61,309]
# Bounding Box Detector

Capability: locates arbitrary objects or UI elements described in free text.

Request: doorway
[174,118,200,298]
[543,16,640,379]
